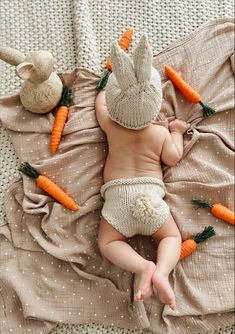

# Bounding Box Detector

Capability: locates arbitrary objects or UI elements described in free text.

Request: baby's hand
[169,119,191,134]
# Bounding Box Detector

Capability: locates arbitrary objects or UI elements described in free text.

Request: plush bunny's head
[106,34,162,130]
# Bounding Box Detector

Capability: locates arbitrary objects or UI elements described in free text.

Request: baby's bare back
[103,122,166,182]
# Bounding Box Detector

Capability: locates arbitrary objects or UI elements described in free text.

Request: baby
[95,35,190,310]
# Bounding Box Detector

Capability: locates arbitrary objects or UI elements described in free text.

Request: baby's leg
[98,217,156,301]
[151,212,181,310]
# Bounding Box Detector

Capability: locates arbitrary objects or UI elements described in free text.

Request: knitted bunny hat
[106,34,162,130]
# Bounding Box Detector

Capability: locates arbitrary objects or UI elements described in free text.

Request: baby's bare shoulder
[143,125,170,155]
[148,124,169,140]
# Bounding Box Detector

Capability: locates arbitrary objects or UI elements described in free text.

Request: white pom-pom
[131,193,162,224]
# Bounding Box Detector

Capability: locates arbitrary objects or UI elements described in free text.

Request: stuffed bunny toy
[105,34,163,130]
[0,47,63,113]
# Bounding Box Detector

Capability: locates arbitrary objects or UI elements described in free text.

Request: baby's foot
[134,261,156,301]
[152,271,176,310]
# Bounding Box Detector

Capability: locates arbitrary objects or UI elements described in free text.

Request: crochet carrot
[50,86,72,154]
[180,226,216,260]
[165,65,216,118]
[96,28,134,91]
[19,162,79,212]
[192,198,235,225]
[105,28,133,71]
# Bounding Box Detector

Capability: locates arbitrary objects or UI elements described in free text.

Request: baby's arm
[161,119,190,166]
[95,90,110,131]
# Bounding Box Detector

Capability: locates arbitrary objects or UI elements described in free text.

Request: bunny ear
[16,61,34,80]
[0,47,25,66]
[133,34,153,83]
[110,41,137,90]
[16,62,34,80]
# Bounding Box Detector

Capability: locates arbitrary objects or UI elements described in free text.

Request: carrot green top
[193,226,216,244]
[192,197,213,209]
[60,86,72,107]
[19,162,40,179]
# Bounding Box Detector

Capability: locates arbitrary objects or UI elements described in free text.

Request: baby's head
[106,34,162,130]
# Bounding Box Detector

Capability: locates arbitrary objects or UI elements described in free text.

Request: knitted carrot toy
[50,86,72,154]
[165,65,216,118]
[96,28,134,91]
[192,198,235,225]
[180,226,216,260]
[19,162,79,212]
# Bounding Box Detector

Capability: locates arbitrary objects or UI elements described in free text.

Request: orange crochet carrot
[105,28,134,71]
[50,87,72,154]
[165,65,216,118]
[180,226,216,260]
[19,162,79,212]
[96,28,134,90]
[105,57,112,72]
[192,198,235,225]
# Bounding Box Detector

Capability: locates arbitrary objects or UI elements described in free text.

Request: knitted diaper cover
[100,177,169,238]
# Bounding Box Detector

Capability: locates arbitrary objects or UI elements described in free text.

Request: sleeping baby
[95,35,190,310]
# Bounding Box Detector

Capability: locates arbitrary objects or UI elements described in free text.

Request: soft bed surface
[0,18,234,334]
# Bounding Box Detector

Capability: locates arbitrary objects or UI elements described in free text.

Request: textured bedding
[0,18,234,334]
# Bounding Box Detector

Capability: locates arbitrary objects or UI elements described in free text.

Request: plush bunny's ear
[16,62,34,80]
[0,47,25,66]
[110,41,137,90]
[133,34,153,83]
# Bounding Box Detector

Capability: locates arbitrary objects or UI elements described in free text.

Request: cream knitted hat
[106,34,162,130]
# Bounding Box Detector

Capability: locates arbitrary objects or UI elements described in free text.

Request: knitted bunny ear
[132,34,153,83]
[110,41,137,90]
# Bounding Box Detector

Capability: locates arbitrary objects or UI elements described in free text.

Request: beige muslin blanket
[0,19,234,334]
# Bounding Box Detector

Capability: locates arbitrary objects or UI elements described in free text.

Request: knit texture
[106,35,162,129]
[0,1,234,334]
[101,177,169,237]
